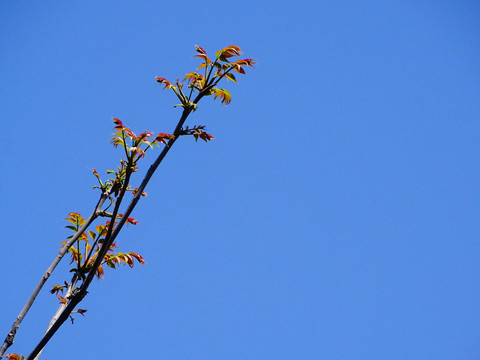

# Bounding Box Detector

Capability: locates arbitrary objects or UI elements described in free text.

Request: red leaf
[216,45,242,61]
[139,131,153,139]
[130,252,146,264]
[199,131,214,142]
[194,44,207,56]
[155,77,173,89]
[76,309,87,316]
[235,66,246,74]
[236,58,256,67]
[123,253,134,267]
[112,117,123,126]
[155,133,175,145]
[194,45,211,64]
[96,265,104,279]
[126,217,139,225]
[6,354,20,360]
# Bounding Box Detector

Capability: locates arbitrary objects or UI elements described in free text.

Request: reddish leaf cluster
[231,58,256,75]
[192,129,215,142]
[117,214,139,225]
[155,77,173,89]
[60,212,144,280]
[155,132,175,145]
[104,251,145,270]
[183,71,206,90]
[215,45,241,61]
[156,44,254,108]
[180,126,215,142]
[110,118,174,163]
[5,354,24,360]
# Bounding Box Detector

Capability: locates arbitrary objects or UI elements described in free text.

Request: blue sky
[1,1,479,359]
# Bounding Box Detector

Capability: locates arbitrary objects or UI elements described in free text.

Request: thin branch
[33,273,81,360]
[0,190,111,358]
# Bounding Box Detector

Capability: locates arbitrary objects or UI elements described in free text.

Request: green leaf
[225,72,237,83]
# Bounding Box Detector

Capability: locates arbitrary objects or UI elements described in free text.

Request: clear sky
[1,1,479,359]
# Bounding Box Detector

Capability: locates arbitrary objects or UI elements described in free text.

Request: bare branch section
[1,45,254,360]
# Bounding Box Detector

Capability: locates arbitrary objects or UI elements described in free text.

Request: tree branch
[0,191,111,358]
[25,95,203,360]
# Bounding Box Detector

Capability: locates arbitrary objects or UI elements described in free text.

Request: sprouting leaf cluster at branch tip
[156,44,255,107]
[111,118,174,163]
